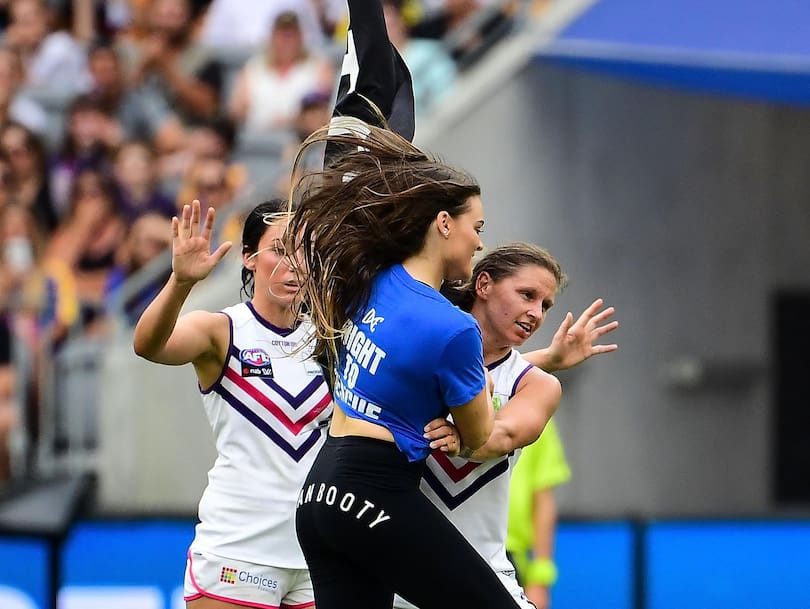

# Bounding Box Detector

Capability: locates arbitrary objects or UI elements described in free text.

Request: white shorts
[184,547,315,609]
[392,569,534,609]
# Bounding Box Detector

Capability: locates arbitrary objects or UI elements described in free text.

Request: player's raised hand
[172,200,232,286]
[544,298,619,371]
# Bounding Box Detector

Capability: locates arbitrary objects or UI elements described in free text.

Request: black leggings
[295,435,520,609]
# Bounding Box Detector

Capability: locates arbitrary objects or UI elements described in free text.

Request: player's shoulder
[182,308,230,331]
[220,302,249,322]
[516,364,561,396]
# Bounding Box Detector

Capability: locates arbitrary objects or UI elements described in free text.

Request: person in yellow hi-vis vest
[507,418,571,609]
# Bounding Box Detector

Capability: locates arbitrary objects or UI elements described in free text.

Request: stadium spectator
[0,204,40,311]
[0,121,57,233]
[49,95,120,216]
[117,0,222,152]
[383,0,457,117]
[104,211,171,325]
[45,167,125,329]
[86,41,185,152]
[112,139,175,222]
[292,90,332,145]
[3,0,89,91]
[0,201,79,340]
[200,0,330,51]
[411,0,485,38]
[85,41,126,116]
[410,0,511,64]
[0,47,48,135]
[0,153,15,211]
[228,10,334,132]
[182,157,234,212]
[167,116,246,210]
[0,205,41,374]
[0,202,80,480]
[275,89,332,196]
[178,156,243,244]
[0,352,14,483]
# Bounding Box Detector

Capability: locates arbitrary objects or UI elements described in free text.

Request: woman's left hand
[424,417,461,457]
[545,298,618,371]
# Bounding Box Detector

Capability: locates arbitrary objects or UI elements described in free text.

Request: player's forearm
[464,421,521,461]
[521,347,562,373]
[133,273,194,360]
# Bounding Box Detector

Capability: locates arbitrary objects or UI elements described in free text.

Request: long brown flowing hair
[286,120,481,379]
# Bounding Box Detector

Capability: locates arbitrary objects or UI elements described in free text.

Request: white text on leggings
[297,483,392,528]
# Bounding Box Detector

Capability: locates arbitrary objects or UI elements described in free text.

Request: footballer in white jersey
[394,349,536,609]
[186,303,332,607]
[395,242,617,609]
[134,200,334,609]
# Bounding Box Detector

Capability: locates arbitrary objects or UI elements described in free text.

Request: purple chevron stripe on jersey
[219,386,323,462]
[260,375,325,409]
[228,343,326,408]
[510,364,533,398]
[422,458,510,511]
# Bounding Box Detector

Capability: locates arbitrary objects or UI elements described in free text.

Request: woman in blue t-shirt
[289,121,523,609]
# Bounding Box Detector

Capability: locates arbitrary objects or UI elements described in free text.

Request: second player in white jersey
[196,302,331,566]
[420,349,532,574]
[394,349,537,609]
[395,243,618,609]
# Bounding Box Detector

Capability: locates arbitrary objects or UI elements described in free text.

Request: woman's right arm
[450,387,494,452]
[133,276,218,364]
[438,327,495,452]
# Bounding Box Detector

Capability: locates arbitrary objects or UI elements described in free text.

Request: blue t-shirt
[332,264,486,461]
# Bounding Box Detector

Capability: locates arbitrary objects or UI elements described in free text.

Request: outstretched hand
[171,200,232,286]
[544,298,618,371]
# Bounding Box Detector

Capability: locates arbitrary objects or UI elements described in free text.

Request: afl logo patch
[240,348,274,377]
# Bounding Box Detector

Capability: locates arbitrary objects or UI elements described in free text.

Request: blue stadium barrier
[2,518,810,609]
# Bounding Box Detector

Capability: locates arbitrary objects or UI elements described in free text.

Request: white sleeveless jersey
[193,302,332,567]
[421,349,533,573]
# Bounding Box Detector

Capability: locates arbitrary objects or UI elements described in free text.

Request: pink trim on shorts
[281,602,315,609]
[185,549,281,609]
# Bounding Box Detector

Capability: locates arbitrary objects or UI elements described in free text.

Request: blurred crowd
[0,0,533,482]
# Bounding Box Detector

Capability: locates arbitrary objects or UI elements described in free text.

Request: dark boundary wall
[773,290,810,503]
